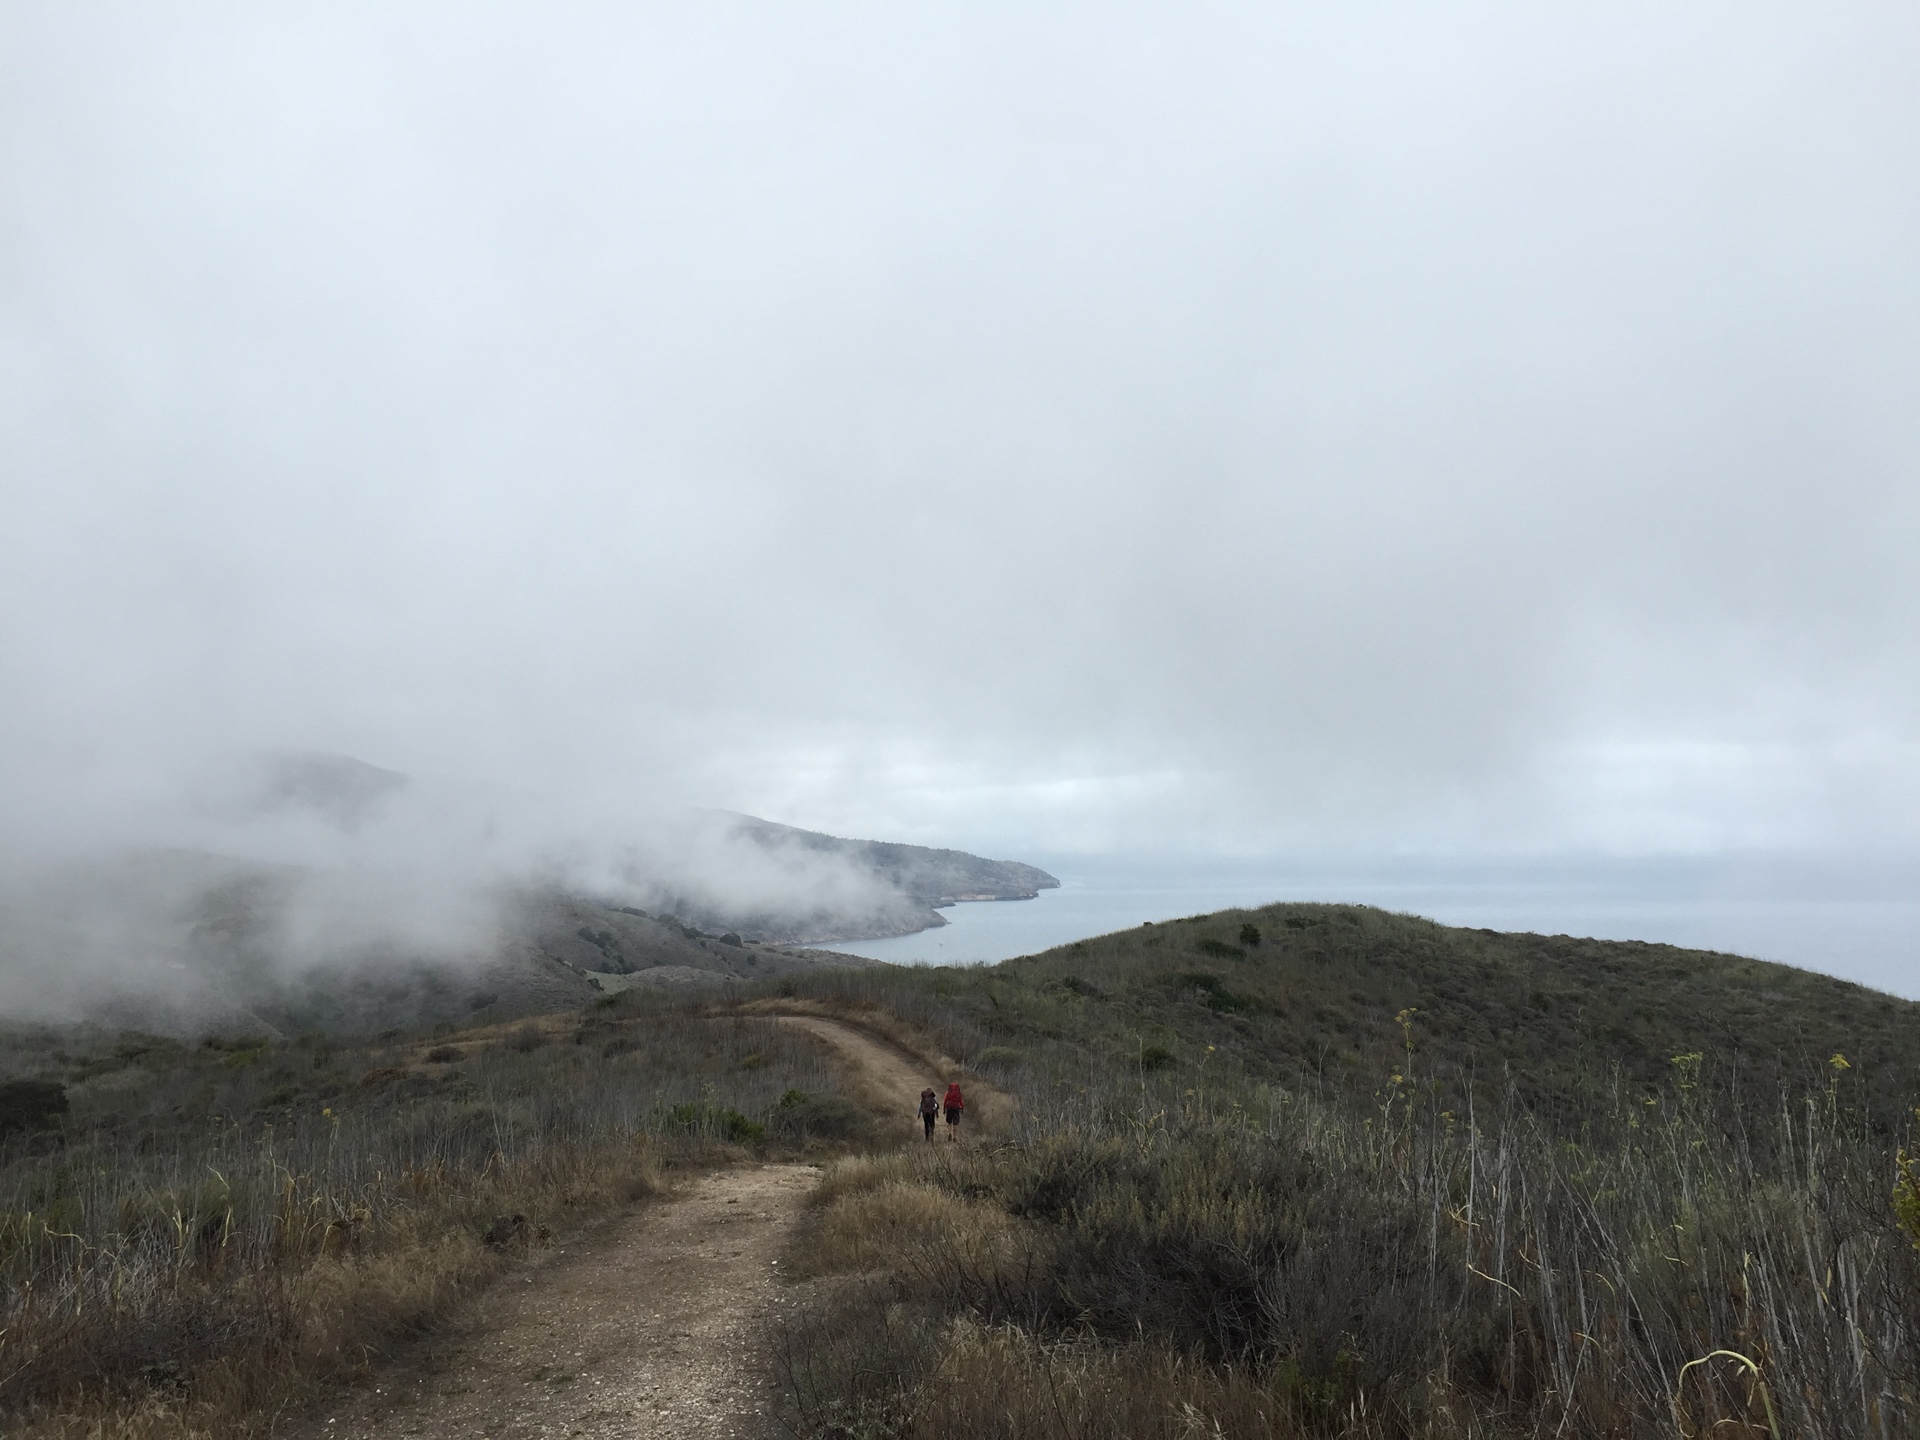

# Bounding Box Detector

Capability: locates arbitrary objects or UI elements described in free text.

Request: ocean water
[815,855,1920,999]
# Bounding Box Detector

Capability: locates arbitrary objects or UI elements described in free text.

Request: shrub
[661,1102,765,1144]
[1895,1146,1920,1251]
[771,1089,873,1145]
[1196,938,1246,961]
[0,1081,68,1137]
[1170,972,1259,1013]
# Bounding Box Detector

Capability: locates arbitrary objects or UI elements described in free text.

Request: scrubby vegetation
[761,903,1920,1439]
[7,899,1920,1438]
[0,994,863,1437]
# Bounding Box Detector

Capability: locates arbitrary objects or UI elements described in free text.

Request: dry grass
[0,991,852,1436]
[773,1054,1920,1439]
[786,1154,1030,1286]
[792,1316,1481,1440]
[5,1135,662,1439]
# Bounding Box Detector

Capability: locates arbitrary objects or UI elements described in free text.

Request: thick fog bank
[0,753,1052,1029]
[3,7,1916,994]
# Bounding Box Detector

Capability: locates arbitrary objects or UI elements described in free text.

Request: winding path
[286,1014,953,1440]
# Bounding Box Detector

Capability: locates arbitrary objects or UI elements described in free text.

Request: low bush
[503,1023,547,1053]
[1169,971,1259,1014]
[0,1080,68,1136]
[770,1089,873,1146]
[775,1054,1920,1439]
[661,1102,765,1144]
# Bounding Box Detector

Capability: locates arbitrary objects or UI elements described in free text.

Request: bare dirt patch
[778,1016,939,1109]
[283,1164,816,1440]
[731,998,1010,1139]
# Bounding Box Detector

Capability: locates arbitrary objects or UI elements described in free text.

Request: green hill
[964,901,1920,1123]
[760,908,1920,1439]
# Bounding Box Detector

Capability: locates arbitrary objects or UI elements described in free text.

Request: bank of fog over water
[820,854,1920,1000]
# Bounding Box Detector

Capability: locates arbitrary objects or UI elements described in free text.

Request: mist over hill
[695,811,1058,937]
[0,752,1054,1034]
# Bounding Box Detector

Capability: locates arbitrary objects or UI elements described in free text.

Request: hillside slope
[759,917,1920,1440]
[867,901,1920,1125]
[0,848,879,1038]
[205,885,882,1034]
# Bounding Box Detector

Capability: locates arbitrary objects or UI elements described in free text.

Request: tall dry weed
[0,996,839,1435]
[775,1050,1920,1439]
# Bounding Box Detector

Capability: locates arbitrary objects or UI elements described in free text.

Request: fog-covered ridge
[0,752,1050,1032]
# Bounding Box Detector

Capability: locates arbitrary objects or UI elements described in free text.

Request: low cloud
[1,6,1915,952]
[0,752,940,1025]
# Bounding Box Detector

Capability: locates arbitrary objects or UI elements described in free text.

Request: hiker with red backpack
[942,1081,964,1141]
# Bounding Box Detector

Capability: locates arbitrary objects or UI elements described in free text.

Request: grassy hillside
[824,900,1920,1124]
[755,907,1920,1440]
[5,900,1919,1439]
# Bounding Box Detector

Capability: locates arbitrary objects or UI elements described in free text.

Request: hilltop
[914,899,1920,1124]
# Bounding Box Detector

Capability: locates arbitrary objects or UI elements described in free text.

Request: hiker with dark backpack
[942,1081,964,1141]
[917,1087,939,1141]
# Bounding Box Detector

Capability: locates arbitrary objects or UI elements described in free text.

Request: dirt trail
[287,1014,957,1440]
[774,1014,951,1136]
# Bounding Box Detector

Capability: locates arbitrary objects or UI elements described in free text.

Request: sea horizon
[816,852,1920,1000]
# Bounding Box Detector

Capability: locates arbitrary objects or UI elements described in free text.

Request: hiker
[942,1081,964,1141]
[917,1087,939,1141]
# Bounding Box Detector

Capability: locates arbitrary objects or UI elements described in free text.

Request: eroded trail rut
[292,1015,951,1440]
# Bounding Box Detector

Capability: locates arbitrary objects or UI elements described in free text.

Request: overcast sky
[4,4,1918,867]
